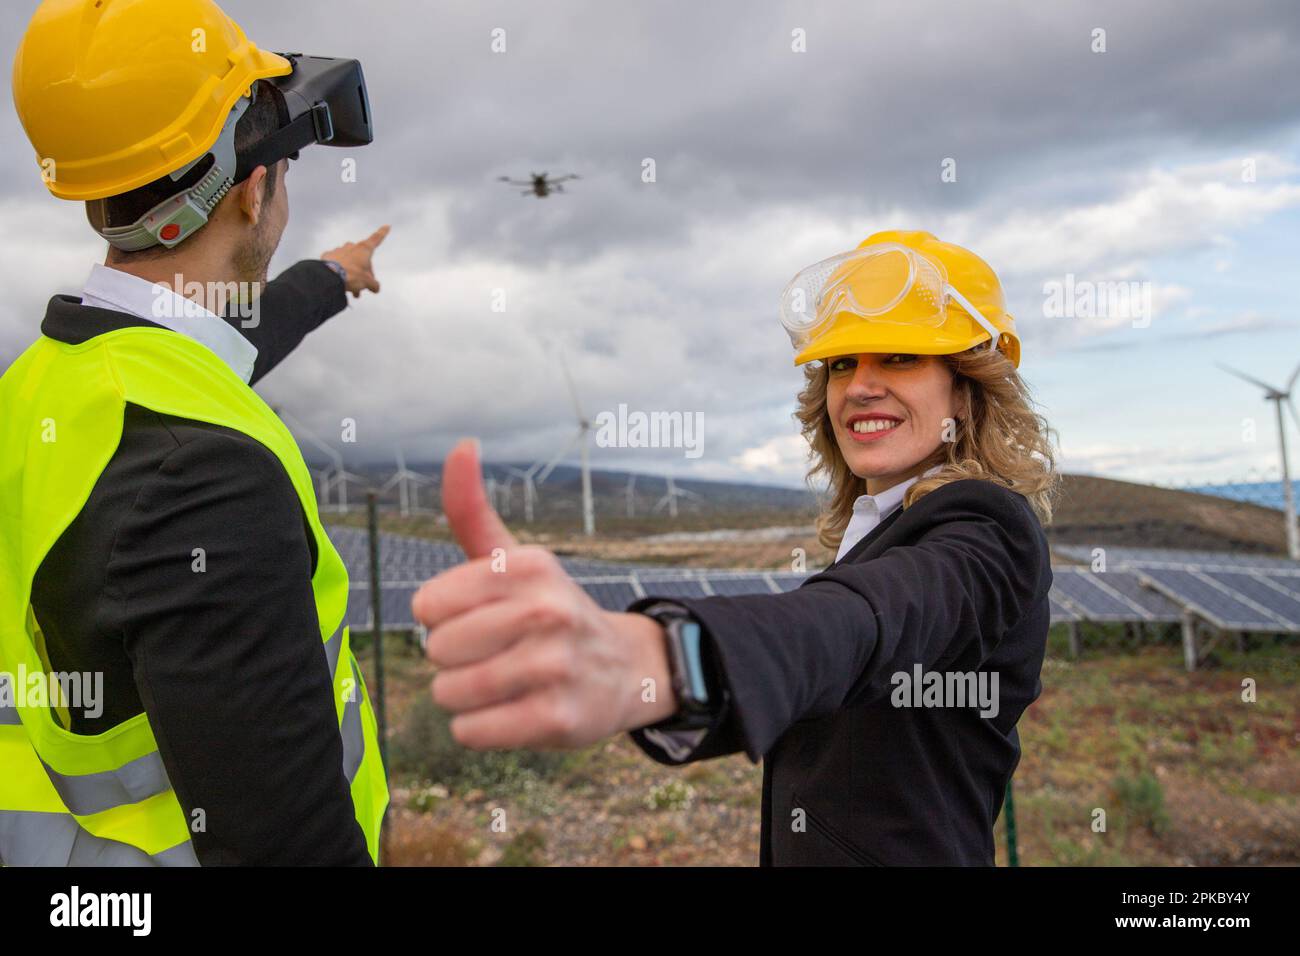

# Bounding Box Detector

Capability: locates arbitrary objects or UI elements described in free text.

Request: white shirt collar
[79,263,258,384]
[834,464,944,563]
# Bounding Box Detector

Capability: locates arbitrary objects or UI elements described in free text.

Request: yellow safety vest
[0,325,388,865]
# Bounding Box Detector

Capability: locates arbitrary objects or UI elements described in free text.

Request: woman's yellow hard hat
[11,0,293,201]
[780,230,1021,368]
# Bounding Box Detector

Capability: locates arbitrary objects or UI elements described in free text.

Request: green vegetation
[645,780,696,812]
[389,692,572,793]
[1111,772,1171,837]
[366,609,1297,867]
[498,827,547,867]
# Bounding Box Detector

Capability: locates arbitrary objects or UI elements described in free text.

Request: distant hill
[313,457,1292,556]
[495,463,815,514]
[1049,474,1289,554]
[317,460,817,530]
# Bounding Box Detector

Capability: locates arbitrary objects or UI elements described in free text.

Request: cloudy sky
[3,0,1299,490]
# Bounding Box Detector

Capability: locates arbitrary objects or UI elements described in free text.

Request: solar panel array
[1051,544,1300,572]
[1049,566,1182,624]
[1051,545,1300,633]
[328,525,811,630]
[327,526,653,580]
[329,526,1300,635]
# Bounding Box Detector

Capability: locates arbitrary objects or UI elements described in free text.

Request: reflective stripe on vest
[341,661,365,783]
[38,750,172,818]
[0,619,368,866]
[20,621,353,818]
[0,326,388,865]
[0,811,199,867]
[0,638,368,866]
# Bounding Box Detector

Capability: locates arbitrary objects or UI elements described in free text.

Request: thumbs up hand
[412,439,679,750]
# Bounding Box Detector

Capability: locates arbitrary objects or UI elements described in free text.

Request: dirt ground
[364,635,1299,867]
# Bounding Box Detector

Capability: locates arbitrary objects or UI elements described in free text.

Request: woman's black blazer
[630,477,1053,865]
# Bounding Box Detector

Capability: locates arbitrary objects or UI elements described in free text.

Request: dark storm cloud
[1,0,1298,484]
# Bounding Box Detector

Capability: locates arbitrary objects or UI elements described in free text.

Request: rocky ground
[362,633,1299,867]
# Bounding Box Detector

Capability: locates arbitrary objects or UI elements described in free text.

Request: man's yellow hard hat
[782,230,1021,368]
[11,0,293,201]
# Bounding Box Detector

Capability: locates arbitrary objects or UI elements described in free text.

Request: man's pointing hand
[322,224,390,299]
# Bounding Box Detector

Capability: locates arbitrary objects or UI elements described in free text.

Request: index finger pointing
[362,224,391,250]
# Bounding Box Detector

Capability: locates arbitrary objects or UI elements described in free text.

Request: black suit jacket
[25,261,372,865]
[631,477,1052,866]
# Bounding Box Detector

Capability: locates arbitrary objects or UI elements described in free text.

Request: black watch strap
[639,601,722,730]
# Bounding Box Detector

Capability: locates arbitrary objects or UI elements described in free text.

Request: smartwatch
[640,601,720,730]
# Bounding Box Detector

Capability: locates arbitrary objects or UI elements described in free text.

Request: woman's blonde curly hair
[795,344,1062,552]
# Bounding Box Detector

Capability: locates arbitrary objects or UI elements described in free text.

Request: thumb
[442,438,516,560]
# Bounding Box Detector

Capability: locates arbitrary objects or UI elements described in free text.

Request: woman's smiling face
[825,352,961,494]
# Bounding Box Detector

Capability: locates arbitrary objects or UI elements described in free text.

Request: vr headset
[89,54,372,252]
[233,54,373,183]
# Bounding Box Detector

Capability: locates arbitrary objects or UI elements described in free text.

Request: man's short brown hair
[94,79,284,264]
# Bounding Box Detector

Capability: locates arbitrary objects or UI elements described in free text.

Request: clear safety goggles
[778,242,1001,352]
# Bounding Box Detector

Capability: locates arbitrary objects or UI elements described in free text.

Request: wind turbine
[280,409,363,513]
[323,466,369,514]
[536,351,595,536]
[309,466,332,506]
[382,447,435,517]
[505,463,544,523]
[1218,360,1300,559]
[653,475,700,520]
[497,471,515,518]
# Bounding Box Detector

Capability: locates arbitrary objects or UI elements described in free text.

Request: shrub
[1111,772,1171,836]
[388,693,569,792]
[498,827,547,867]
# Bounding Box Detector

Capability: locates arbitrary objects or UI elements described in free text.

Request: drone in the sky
[498,172,580,198]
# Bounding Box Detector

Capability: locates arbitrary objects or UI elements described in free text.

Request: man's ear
[237,166,268,226]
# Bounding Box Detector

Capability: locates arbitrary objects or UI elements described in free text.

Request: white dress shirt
[79,262,258,383]
[642,463,944,761]
[834,464,944,563]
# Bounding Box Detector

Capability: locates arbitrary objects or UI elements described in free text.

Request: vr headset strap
[234,105,334,185]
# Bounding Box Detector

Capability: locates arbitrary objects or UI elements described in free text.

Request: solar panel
[344,589,370,630]
[769,573,809,592]
[379,586,419,629]
[342,585,421,630]
[1199,571,1300,630]
[326,525,466,579]
[1053,544,1300,572]
[339,526,1300,638]
[638,579,709,600]
[561,558,646,575]
[1093,571,1183,622]
[1137,568,1291,631]
[1051,567,1149,620]
[325,524,665,585]
[579,580,641,611]
[1049,594,1079,623]
[1257,572,1300,601]
[705,575,779,596]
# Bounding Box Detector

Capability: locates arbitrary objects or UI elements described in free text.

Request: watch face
[642,604,715,716]
[665,617,710,712]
